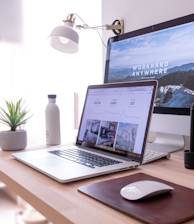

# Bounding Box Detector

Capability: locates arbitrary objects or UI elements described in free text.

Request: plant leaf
[0,99,32,131]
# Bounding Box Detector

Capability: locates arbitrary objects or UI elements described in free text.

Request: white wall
[0,0,23,43]
[0,0,102,143]
[22,0,102,138]
[101,0,194,148]
[0,0,25,130]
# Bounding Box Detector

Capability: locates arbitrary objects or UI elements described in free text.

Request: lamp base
[184,150,194,169]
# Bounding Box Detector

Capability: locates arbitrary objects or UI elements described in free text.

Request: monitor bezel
[104,13,194,116]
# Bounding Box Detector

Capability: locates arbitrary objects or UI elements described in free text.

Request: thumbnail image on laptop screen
[77,85,154,159]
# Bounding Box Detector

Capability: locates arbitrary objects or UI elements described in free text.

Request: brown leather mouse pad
[78,173,194,224]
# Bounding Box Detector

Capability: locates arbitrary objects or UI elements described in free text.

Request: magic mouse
[120,180,174,201]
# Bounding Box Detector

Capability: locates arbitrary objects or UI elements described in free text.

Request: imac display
[104,14,194,152]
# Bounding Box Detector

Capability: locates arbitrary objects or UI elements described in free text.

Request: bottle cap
[48,95,56,98]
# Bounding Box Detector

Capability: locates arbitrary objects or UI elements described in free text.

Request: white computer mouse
[120,180,174,201]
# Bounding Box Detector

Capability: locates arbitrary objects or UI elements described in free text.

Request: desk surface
[0,138,194,224]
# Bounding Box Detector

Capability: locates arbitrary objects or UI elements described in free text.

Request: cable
[111,20,121,36]
[90,25,107,29]
[93,28,107,48]
[71,13,87,25]
[71,13,108,30]
[71,13,122,36]
[70,13,107,47]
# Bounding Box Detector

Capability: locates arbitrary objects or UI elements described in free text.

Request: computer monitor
[104,13,194,153]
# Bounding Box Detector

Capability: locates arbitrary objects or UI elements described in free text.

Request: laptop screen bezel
[76,80,158,164]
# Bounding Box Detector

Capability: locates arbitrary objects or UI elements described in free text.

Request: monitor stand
[146,132,184,153]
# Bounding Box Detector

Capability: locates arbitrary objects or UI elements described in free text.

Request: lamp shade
[48,21,79,53]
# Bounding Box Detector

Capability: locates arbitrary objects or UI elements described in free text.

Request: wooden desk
[0,141,194,224]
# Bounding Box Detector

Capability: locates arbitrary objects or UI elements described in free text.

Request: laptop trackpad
[29,157,71,167]
[28,157,91,180]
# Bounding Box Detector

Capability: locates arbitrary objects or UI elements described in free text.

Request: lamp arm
[70,13,87,26]
[66,13,124,34]
[70,13,109,30]
[67,13,123,47]
[69,13,107,48]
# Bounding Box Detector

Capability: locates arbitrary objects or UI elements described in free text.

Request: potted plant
[0,99,32,151]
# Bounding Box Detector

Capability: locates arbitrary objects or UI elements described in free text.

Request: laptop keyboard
[49,148,122,169]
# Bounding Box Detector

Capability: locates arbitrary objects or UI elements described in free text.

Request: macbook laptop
[12,80,157,183]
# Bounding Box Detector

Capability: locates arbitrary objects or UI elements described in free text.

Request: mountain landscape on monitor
[107,63,194,83]
[108,63,194,108]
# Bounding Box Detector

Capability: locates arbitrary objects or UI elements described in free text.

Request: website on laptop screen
[77,85,154,158]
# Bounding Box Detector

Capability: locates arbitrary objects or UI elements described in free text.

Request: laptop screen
[77,81,156,162]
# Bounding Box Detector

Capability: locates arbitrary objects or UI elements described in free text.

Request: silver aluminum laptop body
[12,81,158,183]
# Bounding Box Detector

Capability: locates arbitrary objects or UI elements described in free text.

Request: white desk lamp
[48,13,124,53]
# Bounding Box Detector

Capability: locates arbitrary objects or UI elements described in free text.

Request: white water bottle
[45,95,61,145]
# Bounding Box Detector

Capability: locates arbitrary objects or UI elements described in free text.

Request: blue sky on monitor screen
[109,22,194,69]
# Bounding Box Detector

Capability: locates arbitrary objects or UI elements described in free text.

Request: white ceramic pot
[0,130,27,151]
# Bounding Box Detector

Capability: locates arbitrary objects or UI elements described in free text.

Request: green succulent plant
[0,99,32,131]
